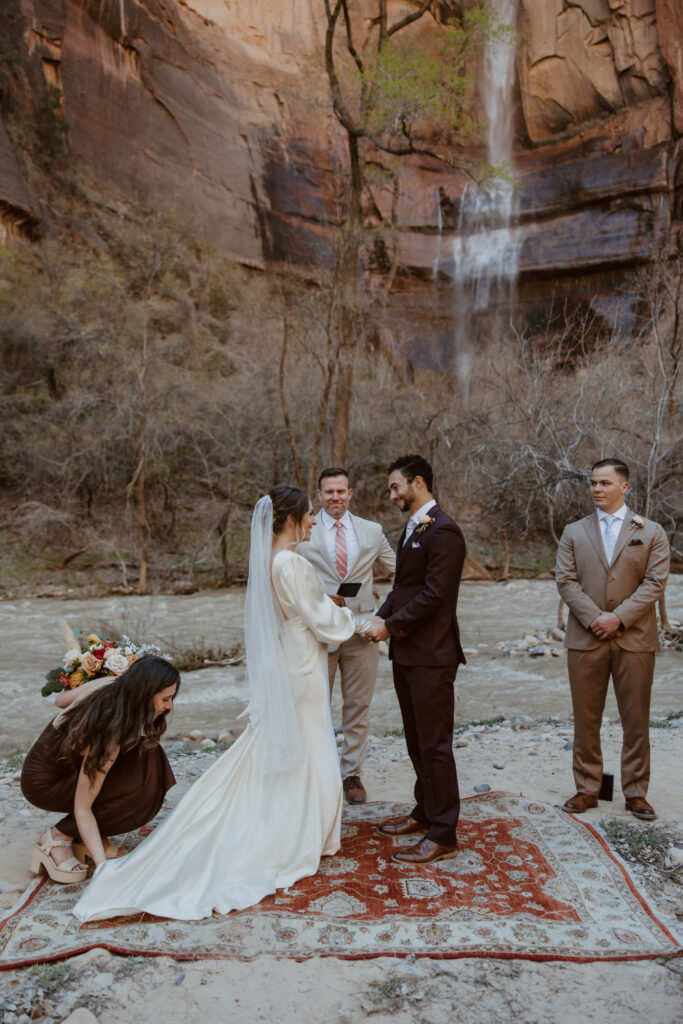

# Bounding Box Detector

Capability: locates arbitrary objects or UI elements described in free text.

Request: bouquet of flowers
[42,622,166,697]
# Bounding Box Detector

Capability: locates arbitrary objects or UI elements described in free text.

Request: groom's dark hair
[387,455,433,491]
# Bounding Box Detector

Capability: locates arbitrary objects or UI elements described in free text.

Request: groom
[365,455,466,864]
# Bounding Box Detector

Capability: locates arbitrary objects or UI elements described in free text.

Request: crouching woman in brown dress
[21,656,180,883]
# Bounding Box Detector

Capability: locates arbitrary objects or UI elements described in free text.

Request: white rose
[63,647,81,669]
[105,652,129,676]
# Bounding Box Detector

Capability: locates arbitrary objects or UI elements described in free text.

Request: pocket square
[628,538,643,546]
[411,541,421,549]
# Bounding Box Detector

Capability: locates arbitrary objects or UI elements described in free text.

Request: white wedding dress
[73,549,356,922]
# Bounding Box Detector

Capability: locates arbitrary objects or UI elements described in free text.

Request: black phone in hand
[337,582,361,597]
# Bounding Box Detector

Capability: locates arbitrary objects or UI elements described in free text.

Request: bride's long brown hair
[51,656,180,781]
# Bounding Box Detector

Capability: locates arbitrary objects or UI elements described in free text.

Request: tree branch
[386,0,434,40]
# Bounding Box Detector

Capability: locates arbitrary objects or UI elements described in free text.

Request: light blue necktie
[602,515,618,565]
[403,518,417,546]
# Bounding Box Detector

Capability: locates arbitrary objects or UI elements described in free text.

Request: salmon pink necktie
[334,521,347,579]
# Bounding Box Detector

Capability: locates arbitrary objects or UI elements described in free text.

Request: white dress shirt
[320,509,360,574]
[597,504,627,565]
[403,500,437,546]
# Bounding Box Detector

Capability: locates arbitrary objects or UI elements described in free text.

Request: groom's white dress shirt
[403,500,437,546]
[596,504,627,566]
[320,509,360,576]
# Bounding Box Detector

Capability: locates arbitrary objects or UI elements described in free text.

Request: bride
[73,485,363,921]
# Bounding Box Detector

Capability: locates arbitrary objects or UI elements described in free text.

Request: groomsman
[298,468,395,803]
[365,455,466,864]
[556,458,670,820]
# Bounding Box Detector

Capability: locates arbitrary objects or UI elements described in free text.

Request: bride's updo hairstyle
[270,484,309,536]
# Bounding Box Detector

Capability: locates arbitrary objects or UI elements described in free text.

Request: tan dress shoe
[625,796,657,820]
[391,837,457,865]
[561,792,599,814]
[377,814,428,837]
[343,776,367,804]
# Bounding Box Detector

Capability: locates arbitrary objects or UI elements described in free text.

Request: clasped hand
[589,612,622,639]
[362,616,389,643]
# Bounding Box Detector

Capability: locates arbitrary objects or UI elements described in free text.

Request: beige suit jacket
[555,507,670,652]
[297,512,396,614]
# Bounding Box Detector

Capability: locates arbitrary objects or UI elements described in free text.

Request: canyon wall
[2,0,682,344]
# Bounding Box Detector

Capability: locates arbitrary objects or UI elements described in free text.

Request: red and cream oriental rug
[1,794,680,968]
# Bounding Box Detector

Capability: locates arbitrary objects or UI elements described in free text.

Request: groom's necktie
[334,521,347,579]
[601,514,619,565]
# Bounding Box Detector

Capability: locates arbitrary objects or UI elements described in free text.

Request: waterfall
[433,189,443,278]
[446,0,520,384]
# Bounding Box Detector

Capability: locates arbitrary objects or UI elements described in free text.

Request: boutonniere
[414,514,434,536]
[629,514,644,531]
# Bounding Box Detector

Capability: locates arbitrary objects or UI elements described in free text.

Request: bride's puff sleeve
[276,555,356,644]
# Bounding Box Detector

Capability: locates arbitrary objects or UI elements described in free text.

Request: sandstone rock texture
[0,117,38,241]
[518,0,668,143]
[0,0,682,343]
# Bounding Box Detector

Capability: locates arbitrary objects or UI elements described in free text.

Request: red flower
[59,672,69,688]
[103,640,115,648]
[92,648,106,660]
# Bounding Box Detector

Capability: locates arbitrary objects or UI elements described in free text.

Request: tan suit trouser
[568,641,655,799]
[328,633,379,779]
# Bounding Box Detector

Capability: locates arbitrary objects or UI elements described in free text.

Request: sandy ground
[1,718,682,1023]
[1,579,681,1019]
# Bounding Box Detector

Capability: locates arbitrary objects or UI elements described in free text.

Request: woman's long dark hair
[53,656,180,781]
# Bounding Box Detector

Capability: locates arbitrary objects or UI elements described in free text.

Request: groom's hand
[364,616,389,642]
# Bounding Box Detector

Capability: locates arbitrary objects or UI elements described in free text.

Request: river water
[1,579,681,756]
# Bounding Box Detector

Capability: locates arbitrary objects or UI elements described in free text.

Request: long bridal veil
[243,495,302,773]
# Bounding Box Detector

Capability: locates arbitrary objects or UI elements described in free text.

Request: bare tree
[321,0,507,463]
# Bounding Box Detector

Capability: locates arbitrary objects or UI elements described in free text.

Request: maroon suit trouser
[392,660,460,847]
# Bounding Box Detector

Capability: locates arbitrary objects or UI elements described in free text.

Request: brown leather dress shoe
[391,838,457,865]
[377,815,428,837]
[561,792,599,814]
[343,776,367,804]
[625,796,657,820]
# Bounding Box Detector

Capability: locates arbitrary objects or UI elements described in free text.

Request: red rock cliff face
[2,0,683,340]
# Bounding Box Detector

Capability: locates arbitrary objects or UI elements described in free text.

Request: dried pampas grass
[60,619,78,653]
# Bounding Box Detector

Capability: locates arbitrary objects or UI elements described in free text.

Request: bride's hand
[358,616,389,642]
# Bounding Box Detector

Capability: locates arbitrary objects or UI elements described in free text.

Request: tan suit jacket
[297,512,396,778]
[297,513,396,612]
[556,507,670,652]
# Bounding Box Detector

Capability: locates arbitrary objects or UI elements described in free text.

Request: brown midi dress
[21,722,176,843]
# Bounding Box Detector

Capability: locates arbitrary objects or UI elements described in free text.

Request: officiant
[298,467,395,804]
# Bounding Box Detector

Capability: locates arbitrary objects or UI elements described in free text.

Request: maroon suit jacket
[377,503,466,667]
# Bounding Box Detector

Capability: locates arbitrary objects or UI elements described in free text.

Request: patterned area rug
[1,793,680,967]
